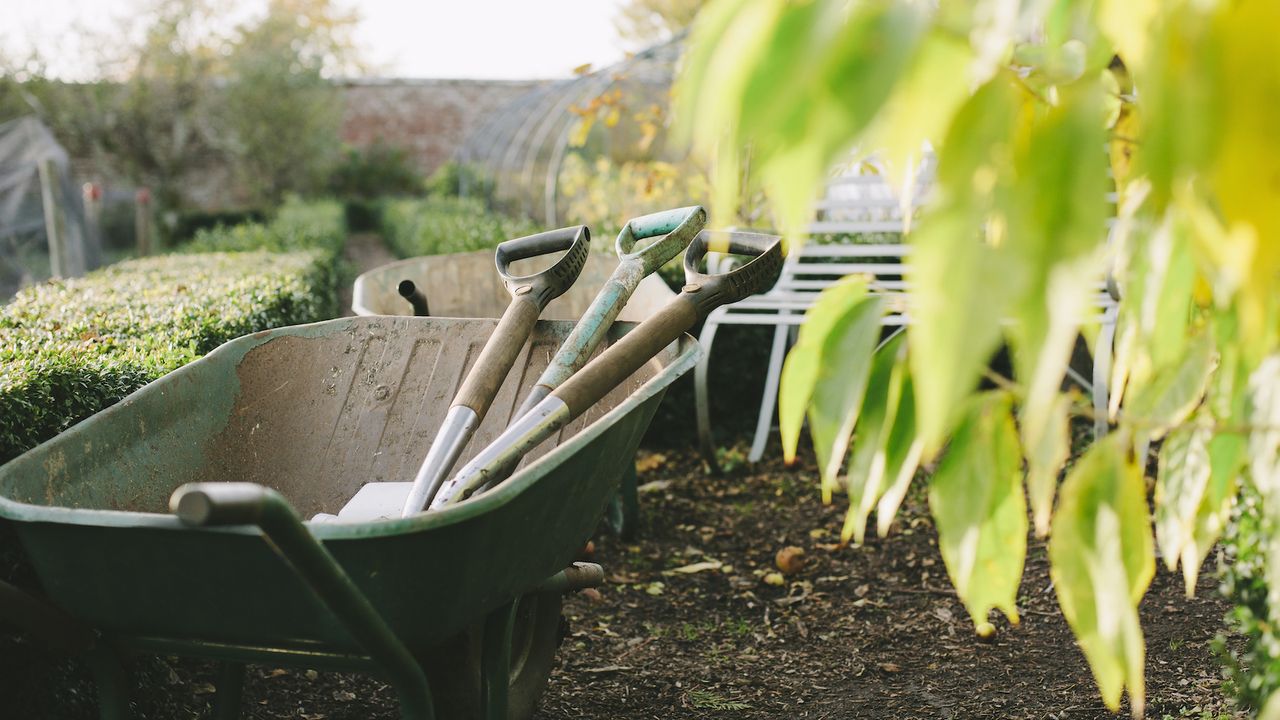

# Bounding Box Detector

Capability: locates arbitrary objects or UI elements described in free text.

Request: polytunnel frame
[456,36,686,227]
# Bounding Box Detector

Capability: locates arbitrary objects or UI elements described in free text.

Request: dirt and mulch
[337,232,398,316]
[531,448,1240,720]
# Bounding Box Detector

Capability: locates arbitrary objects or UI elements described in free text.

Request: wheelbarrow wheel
[422,592,564,720]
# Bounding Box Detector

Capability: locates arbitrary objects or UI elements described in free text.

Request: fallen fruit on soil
[763,572,786,586]
[775,545,806,575]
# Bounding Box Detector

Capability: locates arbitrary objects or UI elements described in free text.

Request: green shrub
[1217,485,1278,711]
[171,208,268,244]
[379,196,538,258]
[426,161,494,200]
[327,143,423,200]
[0,250,338,463]
[183,197,346,256]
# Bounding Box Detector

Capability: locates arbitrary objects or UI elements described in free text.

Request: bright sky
[3,0,632,80]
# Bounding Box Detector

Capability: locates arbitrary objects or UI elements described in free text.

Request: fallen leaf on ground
[666,560,723,575]
[635,453,667,473]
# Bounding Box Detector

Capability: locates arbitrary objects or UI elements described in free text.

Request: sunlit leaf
[1140,5,1222,211]
[1097,0,1157,69]
[1125,327,1216,441]
[1154,419,1211,578]
[843,331,907,543]
[1024,393,1071,538]
[906,78,1022,454]
[907,205,1014,454]
[875,373,925,537]
[1184,430,1243,592]
[807,295,886,493]
[778,276,870,464]
[1049,434,1154,716]
[1004,79,1109,469]
[929,392,1026,628]
[866,31,971,206]
[1212,0,1280,349]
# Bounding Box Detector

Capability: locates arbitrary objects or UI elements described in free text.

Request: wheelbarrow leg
[211,661,246,720]
[605,463,640,539]
[86,643,131,720]
[480,600,518,720]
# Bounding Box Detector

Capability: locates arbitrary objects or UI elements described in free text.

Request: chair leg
[480,600,518,720]
[86,643,131,720]
[1094,307,1118,439]
[695,319,723,473]
[211,661,246,720]
[749,321,791,463]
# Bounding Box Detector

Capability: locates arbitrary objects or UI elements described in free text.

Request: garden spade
[399,225,590,516]
[511,205,706,421]
[429,230,784,509]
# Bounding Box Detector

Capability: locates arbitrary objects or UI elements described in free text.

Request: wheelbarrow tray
[352,250,675,320]
[0,315,697,658]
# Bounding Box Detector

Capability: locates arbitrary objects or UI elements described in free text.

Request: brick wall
[339,78,540,176]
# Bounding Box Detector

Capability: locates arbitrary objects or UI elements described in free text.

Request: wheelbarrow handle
[170,483,437,718]
[495,225,591,309]
[430,231,784,508]
[398,279,430,317]
[512,206,706,420]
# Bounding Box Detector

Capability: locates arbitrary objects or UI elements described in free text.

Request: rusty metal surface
[352,251,674,321]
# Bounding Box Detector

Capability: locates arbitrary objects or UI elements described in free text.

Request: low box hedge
[379,196,538,258]
[0,199,346,464]
[0,250,338,463]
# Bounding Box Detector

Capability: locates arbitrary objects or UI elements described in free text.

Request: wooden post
[36,158,69,278]
[135,188,153,256]
[82,182,103,252]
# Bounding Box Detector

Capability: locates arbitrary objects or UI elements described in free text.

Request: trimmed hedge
[183,197,346,255]
[0,251,338,463]
[0,200,345,464]
[379,196,538,258]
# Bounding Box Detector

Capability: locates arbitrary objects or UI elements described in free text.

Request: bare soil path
[338,232,397,316]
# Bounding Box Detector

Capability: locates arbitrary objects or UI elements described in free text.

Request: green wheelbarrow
[0,314,698,719]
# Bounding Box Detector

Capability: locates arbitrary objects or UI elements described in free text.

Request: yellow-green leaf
[1154,419,1212,578]
[842,331,907,543]
[1125,327,1216,441]
[929,391,1026,628]
[1049,434,1154,716]
[1024,393,1071,538]
[907,204,1014,455]
[875,372,925,537]
[777,276,871,465]
[807,295,886,493]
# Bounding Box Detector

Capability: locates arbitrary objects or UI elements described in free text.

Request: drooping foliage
[677,0,1280,714]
